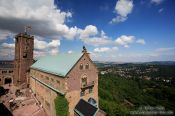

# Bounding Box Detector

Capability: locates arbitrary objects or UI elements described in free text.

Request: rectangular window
[80,90,85,96]
[46,76,49,80]
[89,88,93,93]
[81,78,87,87]
[51,78,54,82]
[85,64,89,69]
[23,52,27,58]
[80,64,83,70]
[41,74,43,78]
[9,70,13,73]
[2,71,7,73]
[45,101,50,110]
[56,80,60,85]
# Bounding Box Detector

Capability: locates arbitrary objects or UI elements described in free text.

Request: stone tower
[14,33,34,86]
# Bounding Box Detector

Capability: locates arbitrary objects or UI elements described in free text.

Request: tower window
[25,47,28,51]
[23,53,27,58]
[16,38,18,43]
[9,70,13,73]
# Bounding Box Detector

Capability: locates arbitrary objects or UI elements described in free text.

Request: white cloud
[50,48,59,55]
[0,42,15,60]
[48,40,60,48]
[94,47,110,53]
[68,50,73,54]
[34,39,48,50]
[94,47,118,53]
[115,35,135,47]
[155,47,174,52]
[34,37,60,57]
[110,0,134,24]
[83,37,112,46]
[81,30,112,46]
[136,39,146,45]
[0,0,148,61]
[0,30,14,40]
[151,0,164,5]
[0,0,85,41]
[1,43,15,49]
[115,35,145,47]
[79,25,98,39]
[0,0,112,45]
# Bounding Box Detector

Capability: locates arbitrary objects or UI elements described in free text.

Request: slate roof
[30,53,83,77]
[74,99,98,116]
[0,61,14,69]
[0,103,13,116]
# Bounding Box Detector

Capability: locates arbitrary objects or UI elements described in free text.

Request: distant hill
[94,61,175,68]
[143,61,175,65]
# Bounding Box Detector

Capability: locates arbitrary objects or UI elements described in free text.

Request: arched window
[80,64,83,70]
[81,77,87,87]
[88,98,97,106]
[85,63,89,69]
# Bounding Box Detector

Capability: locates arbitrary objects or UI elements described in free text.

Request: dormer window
[85,63,89,69]
[80,64,83,70]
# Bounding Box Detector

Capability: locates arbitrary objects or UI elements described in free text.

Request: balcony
[81,81,95,89]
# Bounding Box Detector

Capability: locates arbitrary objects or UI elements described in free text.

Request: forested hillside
[98,73,175,116]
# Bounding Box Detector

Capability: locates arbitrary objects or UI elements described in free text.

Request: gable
[66,53,98,76]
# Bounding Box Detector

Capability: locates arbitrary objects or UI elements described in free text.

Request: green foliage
[98,73,175,116]
[54,95,69,116]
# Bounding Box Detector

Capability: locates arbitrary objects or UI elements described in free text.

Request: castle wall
[30,68,67,116]
[0,61,14,85]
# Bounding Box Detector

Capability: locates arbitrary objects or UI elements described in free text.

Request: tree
[54,95,69,116]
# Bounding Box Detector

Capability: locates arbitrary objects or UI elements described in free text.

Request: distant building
[29,47,105,116]
[0,61,14,85]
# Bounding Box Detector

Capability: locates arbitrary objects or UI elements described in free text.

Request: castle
[0,32,105,116]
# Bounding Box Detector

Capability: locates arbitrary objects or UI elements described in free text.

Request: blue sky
[0,0,175,62]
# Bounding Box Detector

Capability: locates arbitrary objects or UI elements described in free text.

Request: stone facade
[30,68,66,116]
[30,52,99,116]
[66,53,98,116]
[0,61,14,85]
[14,33,34,86]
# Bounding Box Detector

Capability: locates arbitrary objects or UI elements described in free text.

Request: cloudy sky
[0,0,175,62]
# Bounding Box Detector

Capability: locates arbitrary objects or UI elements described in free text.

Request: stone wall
[0,68,14,85]
[14,33,34,86]
[30,68,66,116]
